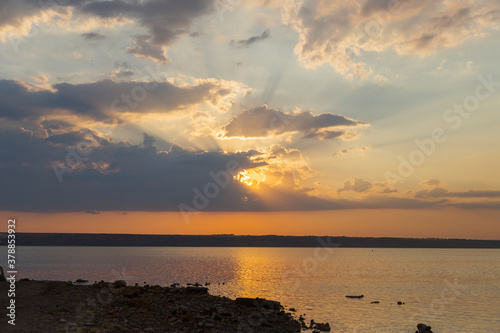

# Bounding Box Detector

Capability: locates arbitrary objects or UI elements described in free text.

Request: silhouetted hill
[1,233,499,248]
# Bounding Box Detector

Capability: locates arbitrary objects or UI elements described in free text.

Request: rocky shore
[0,279,310,333]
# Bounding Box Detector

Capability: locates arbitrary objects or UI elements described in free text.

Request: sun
[234,169,265,187]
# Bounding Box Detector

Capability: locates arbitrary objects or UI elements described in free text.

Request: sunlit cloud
[281,0,500,78]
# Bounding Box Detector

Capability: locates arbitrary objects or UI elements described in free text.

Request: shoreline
[0,279,332,332]
[2,233,499,248]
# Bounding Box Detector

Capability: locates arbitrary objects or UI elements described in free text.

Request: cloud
[0,123,449,213]
[126,35,168,63]
[0,78,234,121]
[333,145,372,156]
[281,0,500,78]
[77,0,217,63]
[81,32,106,40]
[0,127,260,212]
[223,105,366,140]
[415,188,500,198]
[337,178,373,193]
[0,1,71,42]
[109,61,135,80]
[420,178,442,187]
[0,0,219,62]
[230,30,270,48]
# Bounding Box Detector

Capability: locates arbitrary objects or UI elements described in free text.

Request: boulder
[314,322,331,331]
[416,323,433,333]
[113,280,127,288]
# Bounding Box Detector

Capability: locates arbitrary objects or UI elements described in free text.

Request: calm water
[2,246,499,332]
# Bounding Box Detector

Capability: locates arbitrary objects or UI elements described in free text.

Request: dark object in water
[370,301,380,304]
[345,295,364,299]
[416,323,433,333]
[397,301,405,305]
[0,266,6,283]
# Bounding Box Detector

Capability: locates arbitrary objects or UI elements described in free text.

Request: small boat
[345,295,364,299]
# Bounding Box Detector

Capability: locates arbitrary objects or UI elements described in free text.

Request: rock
[345,295,364,299]
[113,280,127,288]
[314,322,331,331]
[186,286,208,293]
[180,313,191,322]
[93,281,109,288]
[122,287,141,297]
[289,308,296,312]
[235,297,281,310]
[127,299,150,309]
[416,323,433,333]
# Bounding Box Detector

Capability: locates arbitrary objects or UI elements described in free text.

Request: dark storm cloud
[0,124,442,213]
[43,131,87,145]
[0,79,230,121]
[229,30,270,48]
[0,127,259,212]
[223,105,365,139]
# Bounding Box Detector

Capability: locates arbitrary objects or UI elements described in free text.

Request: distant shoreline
[2,233,500,248]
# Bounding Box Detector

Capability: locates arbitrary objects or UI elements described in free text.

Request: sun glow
[234,169,266,187]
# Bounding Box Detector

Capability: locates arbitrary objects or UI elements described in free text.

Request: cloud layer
[282,0,500,78]
[0,78,234,121]
[223,105,366,140]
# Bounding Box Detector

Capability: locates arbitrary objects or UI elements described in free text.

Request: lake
[2,246,499,332]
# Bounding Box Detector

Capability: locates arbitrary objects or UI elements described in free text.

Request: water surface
[2,246,499,332]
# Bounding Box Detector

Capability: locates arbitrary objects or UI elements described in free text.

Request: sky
[1,0,499,239]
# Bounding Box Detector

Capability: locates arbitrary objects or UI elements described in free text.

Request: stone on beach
[113,280,127,288]
[314,322,331,331]
[416,323,433,333]
[0,279,302,332]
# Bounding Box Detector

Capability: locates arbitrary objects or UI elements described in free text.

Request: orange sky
[4,209,499,240]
